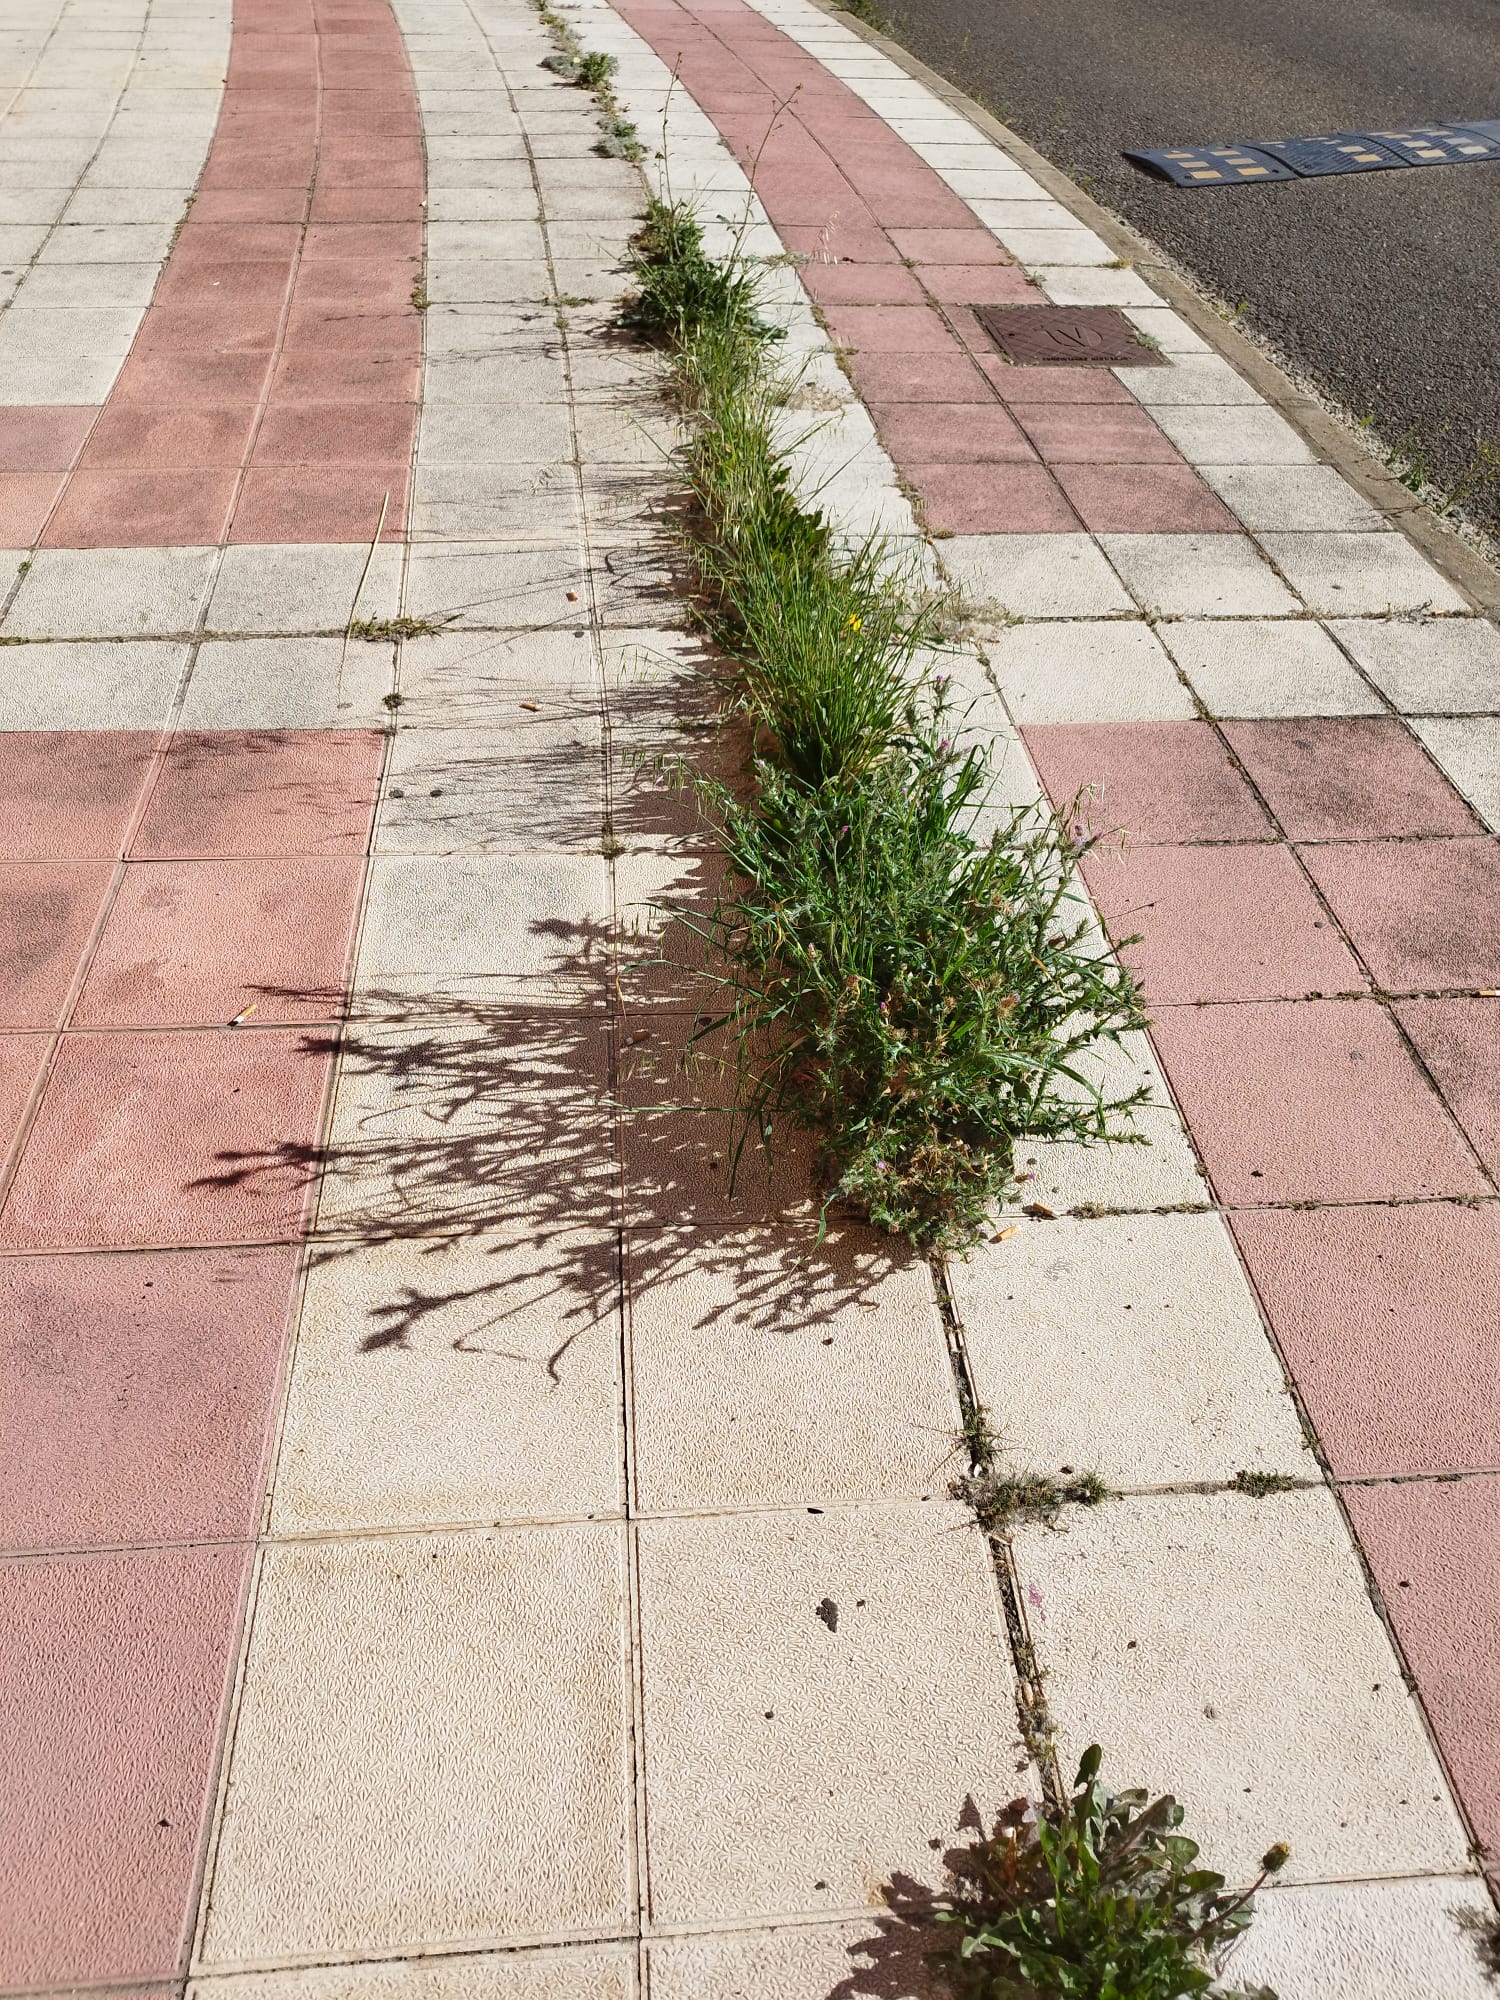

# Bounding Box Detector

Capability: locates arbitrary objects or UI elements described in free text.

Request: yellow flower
[846,614,862,630]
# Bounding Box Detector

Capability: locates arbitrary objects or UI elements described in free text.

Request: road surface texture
[872,0,1500,538]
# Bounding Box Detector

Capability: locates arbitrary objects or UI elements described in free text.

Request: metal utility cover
[1123,144,1295,186]
[1359,124,1500,164]
[1251,133,1408,176]
[973,305,1166,367]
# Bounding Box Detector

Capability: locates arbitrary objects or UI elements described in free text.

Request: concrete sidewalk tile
[272,1231,623,1533]
[1199,463,1387,533]
[411,463,582,544]
[1228,1876,1499,2000]
[205,543,403,633]
[357,854,612,1000]
[397,631,601,724]
[0,1026,332,1251]
[1299,837,1500,991]
[1053,463,1237,534]
[1221,716,1478,839]
[911,461,1079,534]
[939,534,1135,618]
[1115,356,1261,407]
[1328,615,1500,715]
[377,716,604,855]
[953,1211,1305,1486]
[180,637,395,731]
[1121,306,1211,354]
[648,1921,941,1998]
[419,402,574,465]
[0,730,159,860]
[1159,619,1382,718]
[74,855,365,1027]
[985,618,1195,724]
[636,1504,1016,1925]
[1099,533,1300,616]
[1344,1477,1500,1864]
[2,545,216,638]
[1233,1205,1500,1480]
[1007,403,1179,465]
[403,541,591,629]
[1259,533,1469,615]
[198,1526,630,1962]
[1395,997,1500,1175]
[991,225,1113,265]
[1149,998,1488,1204]
[1410,716,1500,830]
[133,730,383,860]
[0,1247,298,1551]
[1030,264,1161,307]
[0,1547,248,1989]
[626,1225,957,1511]
[1,637,190,738]
[0,860,111,1027]
[1013,1489,1470,1884]
[186,1947,638,2000]
[1021,719,1274,844]
[1079,841,1364,1002]
[1148,404,1316,467]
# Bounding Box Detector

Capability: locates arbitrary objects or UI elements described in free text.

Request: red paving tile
[1023,720,1275,844]
[845,349,993,404]
[1007,402,1179,464]
[1395,998,1500,1176]
[79,404,259,470]
[0,472,65,545]
[0,407,98,472]
[0,1032,48,1163]
[0,1247,298,1551]
[113,348,272,406]
[910,461,1078,534]
[132,731,383,859]
[986,363,1134,405]
[869,401,1036,464]
[75,856,365,1026]
[251,400,416,466]
[798,261,925,305]
[1299,837,1500,993]
[1054,462,1237,532]
[302,221,423,261]
[779,223,901,263]
[0,1546,247,1986]
[229,464,409,541]
[1233,1205,1500,1478]
[42,469,239,550]
[308,184,425,222]
[1343,1476,1500,1860]
[1222,718,1480,840]
[888,226,1008,264]
[0,733,159,861]
[0,1026,333,1251]
[1079,843,1365,1004]
[0,862,113,1029]
[1150,997,1488,1204]
[919,263,1042,305]
[270,346,421,402]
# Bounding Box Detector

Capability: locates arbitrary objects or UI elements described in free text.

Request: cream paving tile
[1257,532,1468,616]
[403,542,590,629]
[2,545,216,637]
[983,618,1194,723]
[1121,306,1211,354]
[1159,619,1383,717]
[1148,404,1316,466]
[939,534,1135,620]
[206,545,404,635]
[272,1231,623,1533]
[396,629,601,722]
[1100,533,1300,617]
[626,1226,958,1512]
[636,1503,1017,1925]
[1014,1488,1471,1886]
[953,1212,1307,1486]
[180,636,394,730]
[0,636,188,727]
[1199,463,1387,533]
[990,225,1113,265]
[411,464,582,543]
[647,1919,942,1998]
[1328,615,1500,713]
[1115,356,1261,406]
[419,403,572,466]
[1408,715,1500,830]
[1225,1875,1499,2000]
[376,716,604,854]
[189,1944,637,2000]
[198,1525,632,1963]
[1029,264,1162,308]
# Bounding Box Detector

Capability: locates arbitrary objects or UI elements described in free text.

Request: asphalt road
[878,0,1500,540]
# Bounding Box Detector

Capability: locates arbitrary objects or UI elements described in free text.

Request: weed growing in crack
[952,1404,1109,1533]
[348,613,456,642]
[534,3,643,160]
[935,1744,1288,2000]
[1227,1469,1301,1498]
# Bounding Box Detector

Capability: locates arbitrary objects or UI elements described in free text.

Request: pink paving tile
[0,1026,333,1250]
[1394,998,1500,1176]
[187,187,308,223]
[1300,838,1500,993]
[0,1032,48,1162]
[1007,402,1180,464]
[888,227,1008,265]
[1149,997,1488,1204]
[798,260,925,305]
[1343,1476,1500,1860]
[870,400,1036,465]
[133,731,383,860]
[112,348,272,406]
[293,256,421,310]
[168,222,301,262]
[307,184,425,222]
[0,472,64,545]
[1054,462,1237,532]
[76,856,365,1026]
[133,302,282,355]
[920,264,1042,306]
[282,303,421,351]
[1235,1204,1500,1478]
[0,862,112,1028]
[251,400,416,466]
[0,1246,298,1550]
[302,221,423,261]
[985,361,1134,404]
[825,304,960,354]
[79,404,258,470]
[228,464,409,542]
[0,407,97,472]
[1079,842,1366,1004]
[152,260,292,312]
[1022,720,1275,844]
[845,348,993,405]
[0,1546,247,1986]
[269,345,421,402]
[1221,718,1480,840]
[41,469,239,551]
[778,223,901,263]
[909,461,1078,534]
[0,733,159,861]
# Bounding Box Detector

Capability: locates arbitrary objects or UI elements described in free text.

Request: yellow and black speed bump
[1252,133,1408,176]
[1361,124,1500,164]
[1123,144,1295,186]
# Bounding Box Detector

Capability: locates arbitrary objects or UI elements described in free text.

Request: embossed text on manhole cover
[972,305,1166,367]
